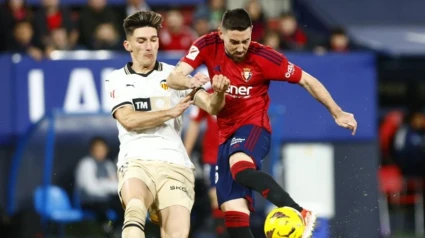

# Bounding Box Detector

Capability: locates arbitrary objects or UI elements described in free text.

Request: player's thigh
[120,178,154,208]
[155,164,195,213]
[215,142,254,211]
[220,198,250,214]
[159,205,191,238]
[228,124,271,168]
[229,152,254,167]
[215,125,270,211]
[118,160,155,208]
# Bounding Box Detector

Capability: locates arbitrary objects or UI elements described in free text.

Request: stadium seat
[34,185,84,238]
[378,165,424,237]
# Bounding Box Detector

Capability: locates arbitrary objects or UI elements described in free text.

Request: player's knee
[229,152,253,167]
[230,160,256,181]
[123,198,147,235]
[221,199,250,214]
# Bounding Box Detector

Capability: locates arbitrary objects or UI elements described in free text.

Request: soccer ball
[264,207,305,238]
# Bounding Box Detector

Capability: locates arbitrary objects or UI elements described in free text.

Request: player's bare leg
[159,205,191,238]
[120,178,154,238]
[229,152,317,238]
[220,198,254,238]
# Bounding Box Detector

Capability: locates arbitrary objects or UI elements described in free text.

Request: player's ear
[123,40,132,53]
[218,26,224,40]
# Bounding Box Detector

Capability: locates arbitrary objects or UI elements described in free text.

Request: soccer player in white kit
[105,11,230,238]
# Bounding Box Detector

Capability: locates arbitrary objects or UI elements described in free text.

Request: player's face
[124,27,159,69]
[220,27,252,62]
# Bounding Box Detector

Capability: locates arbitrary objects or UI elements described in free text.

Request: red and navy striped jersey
[181,32,303,144]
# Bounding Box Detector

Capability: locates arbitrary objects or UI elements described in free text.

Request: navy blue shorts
[216,124,270,211]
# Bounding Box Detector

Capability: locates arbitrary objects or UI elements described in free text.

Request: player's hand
[212,74,230,93]
[190,72,210,88]
[169,95,193,118]
[334,111,357,135]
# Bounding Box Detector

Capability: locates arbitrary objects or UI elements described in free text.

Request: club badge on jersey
[242,68,252,82]
[160,79,169,90]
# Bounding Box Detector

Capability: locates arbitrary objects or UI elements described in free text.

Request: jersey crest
[242,68,253,82]
[160,79,169,90]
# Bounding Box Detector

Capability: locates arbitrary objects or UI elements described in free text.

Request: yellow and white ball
[264,207,305,238]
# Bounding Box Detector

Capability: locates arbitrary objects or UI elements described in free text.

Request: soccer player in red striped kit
[167,8,357,238]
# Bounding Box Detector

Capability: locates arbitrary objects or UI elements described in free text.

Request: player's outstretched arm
[167,61,209,90]
[114,97,192,131]
[193,75,229,115]
[298,71,358,135]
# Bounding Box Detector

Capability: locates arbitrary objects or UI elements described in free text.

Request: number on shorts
[215,165,219,184]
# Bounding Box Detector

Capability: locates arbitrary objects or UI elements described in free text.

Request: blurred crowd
[0,0,355,61]
[380,108,425,178]
[378,107,425,235]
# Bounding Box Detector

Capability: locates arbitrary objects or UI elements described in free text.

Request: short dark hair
[89,136,108,149]
[123,11,163,36]
[331,27,347,36]
[280,12,296,19]
[221,8,252,31]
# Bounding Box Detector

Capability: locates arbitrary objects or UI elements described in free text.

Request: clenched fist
[212,74,230,93]
[334,111,357,135]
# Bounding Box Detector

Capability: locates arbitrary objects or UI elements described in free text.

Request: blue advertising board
[2,52,379,238]
[1,52,376,144]
[269,53,376,141]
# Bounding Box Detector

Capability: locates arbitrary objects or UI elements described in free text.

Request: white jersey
[105,61,193,169]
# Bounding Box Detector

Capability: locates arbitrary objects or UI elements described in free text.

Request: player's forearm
[207,92,226,115]
[194,90,225,115]
[167,71,191,90]
[121,110,174,131]
[301,72,342,117]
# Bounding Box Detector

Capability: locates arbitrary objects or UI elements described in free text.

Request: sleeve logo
[185,45,200,60]
[285,62,295,78]
[132,98,151,111]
